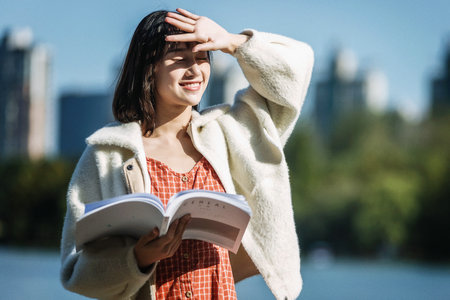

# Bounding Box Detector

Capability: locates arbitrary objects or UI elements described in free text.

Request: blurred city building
[0,28,52,159]
[59,91,113,158]
[206,53,248,107]
[313,49,389,138]
[430,41,450,115]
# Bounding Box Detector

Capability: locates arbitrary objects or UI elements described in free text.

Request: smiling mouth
[179,82,201,91]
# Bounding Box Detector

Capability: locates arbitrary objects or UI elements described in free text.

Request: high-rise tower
[0,28,51,159]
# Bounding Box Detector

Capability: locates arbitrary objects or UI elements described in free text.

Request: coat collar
[190,104,230,128]
[86,121,143,154]
[85,104,230,154]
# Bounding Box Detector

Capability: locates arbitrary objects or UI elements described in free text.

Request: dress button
[183,253,189,259]
[185,291,192,298]
[181,176,189,182]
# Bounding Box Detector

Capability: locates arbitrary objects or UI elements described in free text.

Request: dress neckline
[146,156,206,176]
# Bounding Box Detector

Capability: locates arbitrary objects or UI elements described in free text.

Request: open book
[75,190,252,253]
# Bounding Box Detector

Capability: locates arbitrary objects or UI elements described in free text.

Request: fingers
[165,16,195,33]
[156,215,190,257]
[134,215,191,265]
[170,214,191,237]
[193,41,216,52]
[166,11,196,25]
[165,215,190,255]
[137,227,159,246]
[176,8,200,20]
[165,9,213,48]
[165,236,182,257]
[164,10,233,54]
[177,214,191,236]
[160,215,190,241]
[165,9,200,33]
[165,33,209,44]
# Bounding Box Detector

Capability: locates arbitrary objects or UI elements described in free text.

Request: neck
[152,105,193,138]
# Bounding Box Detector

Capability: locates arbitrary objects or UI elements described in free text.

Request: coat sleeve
[232,29,314,147]
[60,145,154,299]
[213,30,314,299]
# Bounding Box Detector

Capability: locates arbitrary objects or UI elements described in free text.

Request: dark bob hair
[112,10,183,137]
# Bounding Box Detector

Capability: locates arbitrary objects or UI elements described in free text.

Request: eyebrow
[166,48,186,54]
[166,43,190,54]
[164,43,209,58]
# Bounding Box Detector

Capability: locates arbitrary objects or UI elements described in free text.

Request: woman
[60,8,314,300]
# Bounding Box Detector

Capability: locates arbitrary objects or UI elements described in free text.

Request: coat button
[127,164,133,171]
[185,291,192,298]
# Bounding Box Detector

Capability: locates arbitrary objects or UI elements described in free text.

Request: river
[1,247,449,299]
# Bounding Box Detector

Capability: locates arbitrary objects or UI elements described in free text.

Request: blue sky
[1,0,449,119]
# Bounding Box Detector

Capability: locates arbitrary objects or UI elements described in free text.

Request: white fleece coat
[60,30,314,300]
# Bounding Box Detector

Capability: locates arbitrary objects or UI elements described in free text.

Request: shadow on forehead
[163,42,211,61]
[165,42,199,53]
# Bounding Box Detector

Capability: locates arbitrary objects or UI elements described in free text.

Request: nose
[186,62,201,77]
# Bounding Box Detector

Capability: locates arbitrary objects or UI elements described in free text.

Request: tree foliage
[0,110,448,261]
[0,158,75,247]
[286,111,450,261]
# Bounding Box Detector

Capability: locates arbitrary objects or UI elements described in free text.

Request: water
[1,247,449,300]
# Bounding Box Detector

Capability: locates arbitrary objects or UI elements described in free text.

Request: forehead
[165,42,195,54]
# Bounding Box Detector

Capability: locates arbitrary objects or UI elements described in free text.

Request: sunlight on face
[154,42,210,109]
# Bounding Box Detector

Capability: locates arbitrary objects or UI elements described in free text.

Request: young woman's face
[154,43,210,109]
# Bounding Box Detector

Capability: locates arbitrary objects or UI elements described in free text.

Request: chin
[182,94,204,107]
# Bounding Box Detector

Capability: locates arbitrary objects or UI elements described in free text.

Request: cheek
[154,77,165,99]
[202,64,211,86]
[155,69,176,95]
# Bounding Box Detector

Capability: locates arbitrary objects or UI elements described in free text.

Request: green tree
[0,158,75,247]
[286,110,450,261]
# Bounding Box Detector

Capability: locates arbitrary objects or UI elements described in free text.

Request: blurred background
[0,0,449,299]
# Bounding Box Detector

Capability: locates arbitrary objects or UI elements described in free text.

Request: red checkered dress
[146,156,237,300]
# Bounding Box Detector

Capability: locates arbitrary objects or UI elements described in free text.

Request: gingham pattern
[147,156,236,300]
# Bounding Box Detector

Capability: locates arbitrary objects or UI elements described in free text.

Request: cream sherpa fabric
[60,30,314,300]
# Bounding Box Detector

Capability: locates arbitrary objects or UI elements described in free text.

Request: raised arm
[165,8,248,54]
[231,30,314,146]
[166,8,314,147]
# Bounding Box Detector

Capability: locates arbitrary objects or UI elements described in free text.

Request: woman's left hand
[165,8,248,54]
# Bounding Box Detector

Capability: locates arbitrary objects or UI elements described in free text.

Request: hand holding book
[75,190,252,257]
[134,214,191,269]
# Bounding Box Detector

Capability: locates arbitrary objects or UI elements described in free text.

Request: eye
[196,55,209,62]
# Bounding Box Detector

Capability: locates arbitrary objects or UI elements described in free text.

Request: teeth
[181,82,200,87]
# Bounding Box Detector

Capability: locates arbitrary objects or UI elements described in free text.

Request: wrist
[134,246,156,271]
[225,33,249,54]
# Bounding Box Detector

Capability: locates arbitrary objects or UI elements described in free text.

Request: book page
[84,193,163,214]
[182,217,240,250]
[166,192,251,253]
[76,197,164,250]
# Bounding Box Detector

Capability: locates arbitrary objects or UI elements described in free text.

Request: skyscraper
[314,49,388,138]
[431,41,450,115]
[59,91,114,158]
[0,28,51,159]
